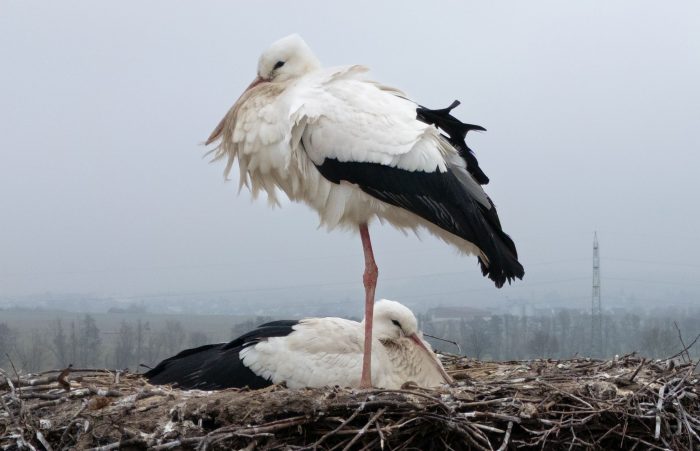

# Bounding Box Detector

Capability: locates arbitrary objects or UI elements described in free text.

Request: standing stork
[205,34,524,388]
[145,300,452,390]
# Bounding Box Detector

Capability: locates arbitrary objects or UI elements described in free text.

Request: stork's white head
[256,34,321,83]
[367,299,454,385]
[372,299,420,341]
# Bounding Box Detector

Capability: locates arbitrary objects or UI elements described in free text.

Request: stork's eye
[273,60,285,70]
[391,319,402,329]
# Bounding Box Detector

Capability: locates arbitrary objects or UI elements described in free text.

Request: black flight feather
[416,100,490,185]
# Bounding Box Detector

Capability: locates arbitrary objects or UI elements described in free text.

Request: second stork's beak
[244,75,265,93]
[409,334,454,384]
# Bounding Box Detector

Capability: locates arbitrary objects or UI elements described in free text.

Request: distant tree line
[0,308,698,374]
[419,309,699,361]
[0,315,214,373]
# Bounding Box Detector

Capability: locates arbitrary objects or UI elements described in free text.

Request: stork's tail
[477,229,524,288]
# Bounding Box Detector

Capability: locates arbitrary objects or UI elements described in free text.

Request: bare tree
[461,318,489,360]
[488,315,504,360]
[134,320,149,371]
[114,321,135,368]
[640,326,677,358]
[15,330,48,372]
[78,314,101,366]
[160,320,185,357]
[48,319,68,367]
[528,330,559,358]
[189,331,210,347]
[0,322,17,368]
[69,320,77,365]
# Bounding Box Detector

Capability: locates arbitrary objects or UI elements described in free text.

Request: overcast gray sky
[1,1,699,311]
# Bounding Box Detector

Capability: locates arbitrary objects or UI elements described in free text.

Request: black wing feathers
[145,320,300,390]
[223,320,299,350]
[416,100,490,185]
[315,159,523,287]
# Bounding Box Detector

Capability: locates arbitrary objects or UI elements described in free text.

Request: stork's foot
[359,379,373,389]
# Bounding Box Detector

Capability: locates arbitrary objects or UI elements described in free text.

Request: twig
[423,333,463,354]
[612,430,673,451]
[375,420,386,450]
[0,367,116,389]
[679,406,700,449]
[342,408,386,451]
[497,421,513,451]
[457,397,513,408]
[594,423,620,445]
[357,436,380,451]
[305,404,364,450]
[0,388,15,422]
[14,436,38,451]
[673,322,692,364]
[538,380,594,410]
[84,438,144,451]
[461,410,522,423]
[57,364,73,392]
[38,367,115,375]
[665,331,700,363]
[35,431,53,451]
[5,355,23,400]
[629,358,647,383]
[655,384,666,440]
[369,388,452,412]
[152,435,243,450]
[59,417,87,449]
[472,423,505,434]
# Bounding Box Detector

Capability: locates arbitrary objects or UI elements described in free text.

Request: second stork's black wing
[144,321,299,390]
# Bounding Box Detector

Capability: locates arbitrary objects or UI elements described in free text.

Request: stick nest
[2,354,699,450]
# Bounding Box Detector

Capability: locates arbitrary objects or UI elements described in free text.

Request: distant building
[426,306,491,322]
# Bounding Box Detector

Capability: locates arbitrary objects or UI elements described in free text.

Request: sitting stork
[144,300,452,390]
[205,34,523,388]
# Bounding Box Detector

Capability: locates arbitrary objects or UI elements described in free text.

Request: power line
[604,258,700,270]
[604,277,700,288]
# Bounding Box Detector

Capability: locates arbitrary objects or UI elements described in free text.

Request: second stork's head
[372,299,420,341]
[368,299,454,385]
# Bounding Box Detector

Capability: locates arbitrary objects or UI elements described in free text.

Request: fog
[1,1,699,316]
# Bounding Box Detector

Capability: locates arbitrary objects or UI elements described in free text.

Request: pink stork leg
[359,223,378,388]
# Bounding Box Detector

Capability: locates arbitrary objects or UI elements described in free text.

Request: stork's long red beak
[244,75,265,93]
[205,76,267,146]
[409,334,454,385]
